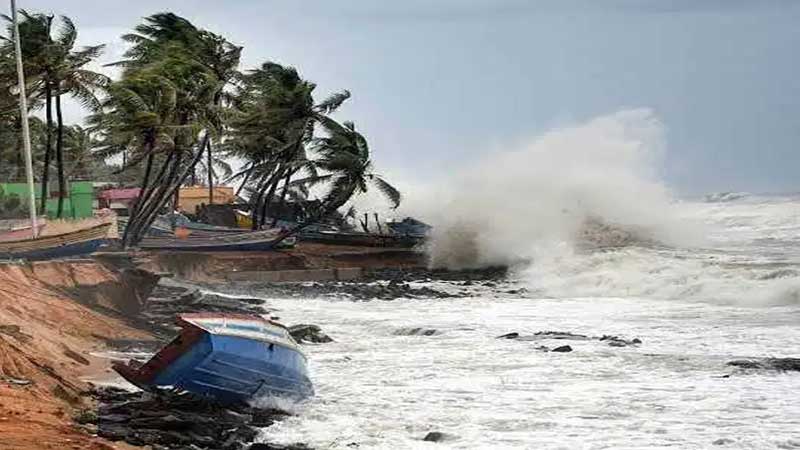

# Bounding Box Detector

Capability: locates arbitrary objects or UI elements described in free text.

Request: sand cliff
[0,261,155,450]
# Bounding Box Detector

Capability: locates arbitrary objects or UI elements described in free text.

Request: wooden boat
[113,313,313,404]
[180,221,249,237]
[0,217,46,242]
[0,222,112,260]
[138,228,295,251]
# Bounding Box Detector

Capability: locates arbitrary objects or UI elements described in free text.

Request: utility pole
[10,0,39,238]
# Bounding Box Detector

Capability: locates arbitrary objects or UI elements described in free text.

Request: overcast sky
[11,0,800,195]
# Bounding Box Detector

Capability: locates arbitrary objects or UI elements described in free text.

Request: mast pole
[10,0,39,238]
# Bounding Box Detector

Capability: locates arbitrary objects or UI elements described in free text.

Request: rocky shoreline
[90,278,337,450]
[84,387,310,450]
[202,265,523,302]
[5,257,796,449]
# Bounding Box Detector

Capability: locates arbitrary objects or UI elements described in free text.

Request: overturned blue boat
[113,313,313,404]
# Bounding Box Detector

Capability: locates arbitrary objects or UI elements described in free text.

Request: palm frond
[369,175,402,209]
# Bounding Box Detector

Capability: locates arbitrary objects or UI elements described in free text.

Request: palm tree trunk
[271,169,295,227]
[259,167,285,228]
[123,151,173,246]
[207,139,214,204]
[55,94,66,218]
[234,163,252,198]
[250,174,271,231]
[269,187,355,248]
[40,87,52,213]
[122,150,155,243]
[172,150,183,212]
[130,134,210,245]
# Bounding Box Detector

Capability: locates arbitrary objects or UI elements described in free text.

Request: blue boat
[113,313,313,404]
[0,223,112,260]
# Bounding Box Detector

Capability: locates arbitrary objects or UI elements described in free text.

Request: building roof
[179,186,235,199]
[97,188,141,200]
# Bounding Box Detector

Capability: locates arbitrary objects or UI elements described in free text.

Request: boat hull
[153,333,312,403]
[113,314,312,405]
[0,217,47,242]
[138,228,294,252]
[0,223,111,261]
[1,237,107,260]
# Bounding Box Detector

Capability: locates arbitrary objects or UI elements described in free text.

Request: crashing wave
[575,216,659,250]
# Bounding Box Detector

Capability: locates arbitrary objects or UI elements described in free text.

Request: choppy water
[227,195,800,449]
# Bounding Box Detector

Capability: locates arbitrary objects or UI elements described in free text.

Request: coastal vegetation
[0,10,400,246]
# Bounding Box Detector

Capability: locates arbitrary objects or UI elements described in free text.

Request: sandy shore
[0,244,426,449]
[0,260,155,450]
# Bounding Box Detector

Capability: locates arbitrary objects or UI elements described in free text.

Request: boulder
[423,431,456,442]
[394,327,439,336]
[496,332,520,339]
[727,358,800,372]
[551,345,573,353]
[289,324,333,343]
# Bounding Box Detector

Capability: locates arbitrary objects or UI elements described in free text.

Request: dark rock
[713,438,735,445]
[600,335,642,347]
[89,387,305,450]
[551,345,573,353]
[394,327,439,336]
[496,332,520,339]
[289,324,333,343]
[423,431,455,442]
[727,358,800,372]
[366,266,508,283]
[0,324,33,342]
[249,444,314,450]
[536,331,590,340]
[497,331,641,349]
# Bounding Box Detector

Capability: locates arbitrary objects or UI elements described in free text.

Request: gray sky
[14,0,800,195]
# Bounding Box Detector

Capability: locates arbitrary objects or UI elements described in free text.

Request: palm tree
[1,11,53,211]
[225,62,350,229]
[62,124,111,180]
[1,12,108,217]
[270,118,400,246]
[52,29,109,216]
[103,13,236,246]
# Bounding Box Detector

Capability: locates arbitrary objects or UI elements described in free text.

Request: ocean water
[232,194,799,449]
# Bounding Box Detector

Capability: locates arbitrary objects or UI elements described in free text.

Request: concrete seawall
[227,267,363,282]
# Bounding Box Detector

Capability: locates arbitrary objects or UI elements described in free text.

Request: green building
[0,181,94,219]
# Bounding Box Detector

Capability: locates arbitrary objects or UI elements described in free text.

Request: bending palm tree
[100,13,237,246]
[2,12,107,217]
[271,118,400,246]
[225,62,350,229]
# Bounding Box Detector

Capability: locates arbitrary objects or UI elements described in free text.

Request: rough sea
[227,194,800,449]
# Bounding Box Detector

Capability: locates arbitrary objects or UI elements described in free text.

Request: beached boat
[138,228,295,251]
[0,222,112,260]
[0,217,46,242]
[113,313,313,404]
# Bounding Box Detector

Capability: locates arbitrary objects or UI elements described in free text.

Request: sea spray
[354,110,800,306]
[420,109,701,269]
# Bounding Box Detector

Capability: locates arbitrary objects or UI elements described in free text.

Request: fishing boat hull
[113,314,312,404]
[0,223,112,261]
[0,217,46,242]
[138,228,295,251]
